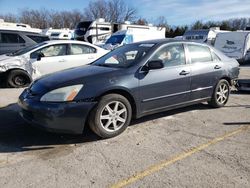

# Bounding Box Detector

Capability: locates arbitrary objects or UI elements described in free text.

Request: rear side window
[1,33,25,43]
[70,44,96,55]
[27,35,49,43]
[187,44,212,63]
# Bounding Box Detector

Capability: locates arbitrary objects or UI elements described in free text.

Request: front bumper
[18,93,97,134]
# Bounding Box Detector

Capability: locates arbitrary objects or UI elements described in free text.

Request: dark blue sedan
[18,39,240,138]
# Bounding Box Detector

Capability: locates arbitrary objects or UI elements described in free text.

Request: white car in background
[0,40,109,87]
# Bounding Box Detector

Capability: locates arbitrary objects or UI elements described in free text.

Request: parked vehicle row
[0,29,49,55]
[18,39,239,138]
[0,40,108,87]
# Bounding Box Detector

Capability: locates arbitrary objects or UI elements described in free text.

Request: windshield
[75,21,92,36]
[7,42,47,56]
[106,35,125,45]
[93,43,156,68]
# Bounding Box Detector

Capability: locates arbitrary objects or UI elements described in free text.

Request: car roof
[44,40,102,48]
[134,38,210,46]
[0,29,46,36]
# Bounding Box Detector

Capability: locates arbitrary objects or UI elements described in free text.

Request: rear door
[186,44,223,100]
[139,43,191,113]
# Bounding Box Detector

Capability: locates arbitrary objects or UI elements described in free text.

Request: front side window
[150,44,186,67]
[1,33,24,43]
[70,44,96,55]
[187,44,212,63]
[32,44,67,57]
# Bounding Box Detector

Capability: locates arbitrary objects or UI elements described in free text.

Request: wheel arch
[96,89,138,118]
[219,76,232,86]
[6,68,32,81]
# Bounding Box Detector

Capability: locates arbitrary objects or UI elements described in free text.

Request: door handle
[59,59,66,62]
[179,70,190,75]
[214,65,221,69]
[88,56,95,59]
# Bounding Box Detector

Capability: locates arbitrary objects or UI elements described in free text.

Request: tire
[208,79,230,108]
[88,94,132,138]
[7,70,31,88]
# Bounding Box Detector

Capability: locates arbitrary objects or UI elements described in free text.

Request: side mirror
[36,52,44,61]
[146,60,164,70]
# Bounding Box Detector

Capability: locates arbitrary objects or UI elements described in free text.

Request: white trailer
[183,27,229,45]
[42,28,74,40]
[74,19,165,45]
[0,19,42,33]
[103,27,166,50]
[214,31,250,63]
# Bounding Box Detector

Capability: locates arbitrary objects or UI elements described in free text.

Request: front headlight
[40,84,83,102]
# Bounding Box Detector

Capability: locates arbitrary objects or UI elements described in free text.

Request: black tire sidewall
[7,70,31,88]
[89,94,132,138]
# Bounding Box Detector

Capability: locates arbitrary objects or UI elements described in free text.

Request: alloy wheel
[216,83,229,104]
[100,101,128,132]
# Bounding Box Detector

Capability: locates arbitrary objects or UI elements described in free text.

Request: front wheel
[7,70,31,88]
[208,79,230,108]
[88,94,132,138]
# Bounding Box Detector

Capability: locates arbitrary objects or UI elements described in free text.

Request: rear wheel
[88,94,132,138]
[208,79,230,108]
[7,70,31,88]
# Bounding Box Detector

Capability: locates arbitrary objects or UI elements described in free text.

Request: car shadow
[231,90,250,95]
[0,103,212,154]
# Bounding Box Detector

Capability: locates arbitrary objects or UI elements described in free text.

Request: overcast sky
[0,0,250,25]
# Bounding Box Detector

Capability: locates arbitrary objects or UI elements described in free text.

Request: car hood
[34,65,120,91]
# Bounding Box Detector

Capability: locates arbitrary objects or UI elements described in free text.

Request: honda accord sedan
[18,39,239,138]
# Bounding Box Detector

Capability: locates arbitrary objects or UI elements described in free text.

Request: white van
[103,28,165,50]
[214,31,250,63]
[74,18,166,45]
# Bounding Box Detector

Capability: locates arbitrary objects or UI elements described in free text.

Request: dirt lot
[0,66,249,188]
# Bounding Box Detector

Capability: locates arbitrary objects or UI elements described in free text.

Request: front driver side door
[139,43,191,114]
[30,44,68,78]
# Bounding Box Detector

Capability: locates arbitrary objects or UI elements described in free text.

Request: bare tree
[84,0,137,22]
[19,8,50,28]
[0,13,18,22]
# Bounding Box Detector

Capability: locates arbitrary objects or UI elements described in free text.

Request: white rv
[183,27,228,45]
[0,19,42,33]
[214,31,250,63]
[42,28,74,40]
[74,19,166,45]
[103,27,166,50]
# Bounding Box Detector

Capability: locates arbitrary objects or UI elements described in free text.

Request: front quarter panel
[74,68,139,103]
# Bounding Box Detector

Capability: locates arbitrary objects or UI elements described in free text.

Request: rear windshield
[93,43,156,68]
[27,35,49,43]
